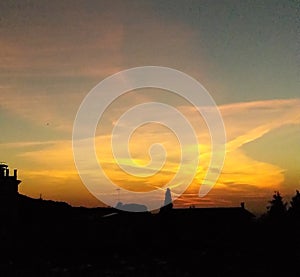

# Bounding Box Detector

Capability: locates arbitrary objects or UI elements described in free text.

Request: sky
[0,0,299,214]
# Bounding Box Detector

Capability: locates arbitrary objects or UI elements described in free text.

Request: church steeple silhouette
[159,188,173,213]
[164,188,173,208]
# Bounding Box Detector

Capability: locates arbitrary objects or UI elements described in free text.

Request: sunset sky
[0,0,299,214]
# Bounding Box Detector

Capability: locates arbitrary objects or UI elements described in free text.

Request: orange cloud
[5,97,298,210]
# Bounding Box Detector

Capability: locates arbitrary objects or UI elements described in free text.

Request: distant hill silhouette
[115,201,148,212]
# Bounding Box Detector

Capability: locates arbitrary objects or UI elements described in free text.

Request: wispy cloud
[8,97,299,209]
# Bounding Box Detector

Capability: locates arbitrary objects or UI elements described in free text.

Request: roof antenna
[116,188,120,203]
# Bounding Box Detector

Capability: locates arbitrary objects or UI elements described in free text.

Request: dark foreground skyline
[2,163,300,276]
[2,189,300,276]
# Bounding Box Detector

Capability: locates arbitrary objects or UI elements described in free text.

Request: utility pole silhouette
[116,188,121,203]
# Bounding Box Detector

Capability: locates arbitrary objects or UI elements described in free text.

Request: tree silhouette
[267,191,287,219]
[289,190,300,218]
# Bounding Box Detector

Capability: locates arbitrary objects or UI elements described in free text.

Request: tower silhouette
[159,188,173,213]
[0,163,21,223]
[164,188,173,207]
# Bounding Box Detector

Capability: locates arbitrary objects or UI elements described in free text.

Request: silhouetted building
[0,163,21,223]
[168,204,255,223]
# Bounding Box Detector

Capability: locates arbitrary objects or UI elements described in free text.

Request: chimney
[241,202,245,209]
[5,168,9,177]
[14,169,17,179]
